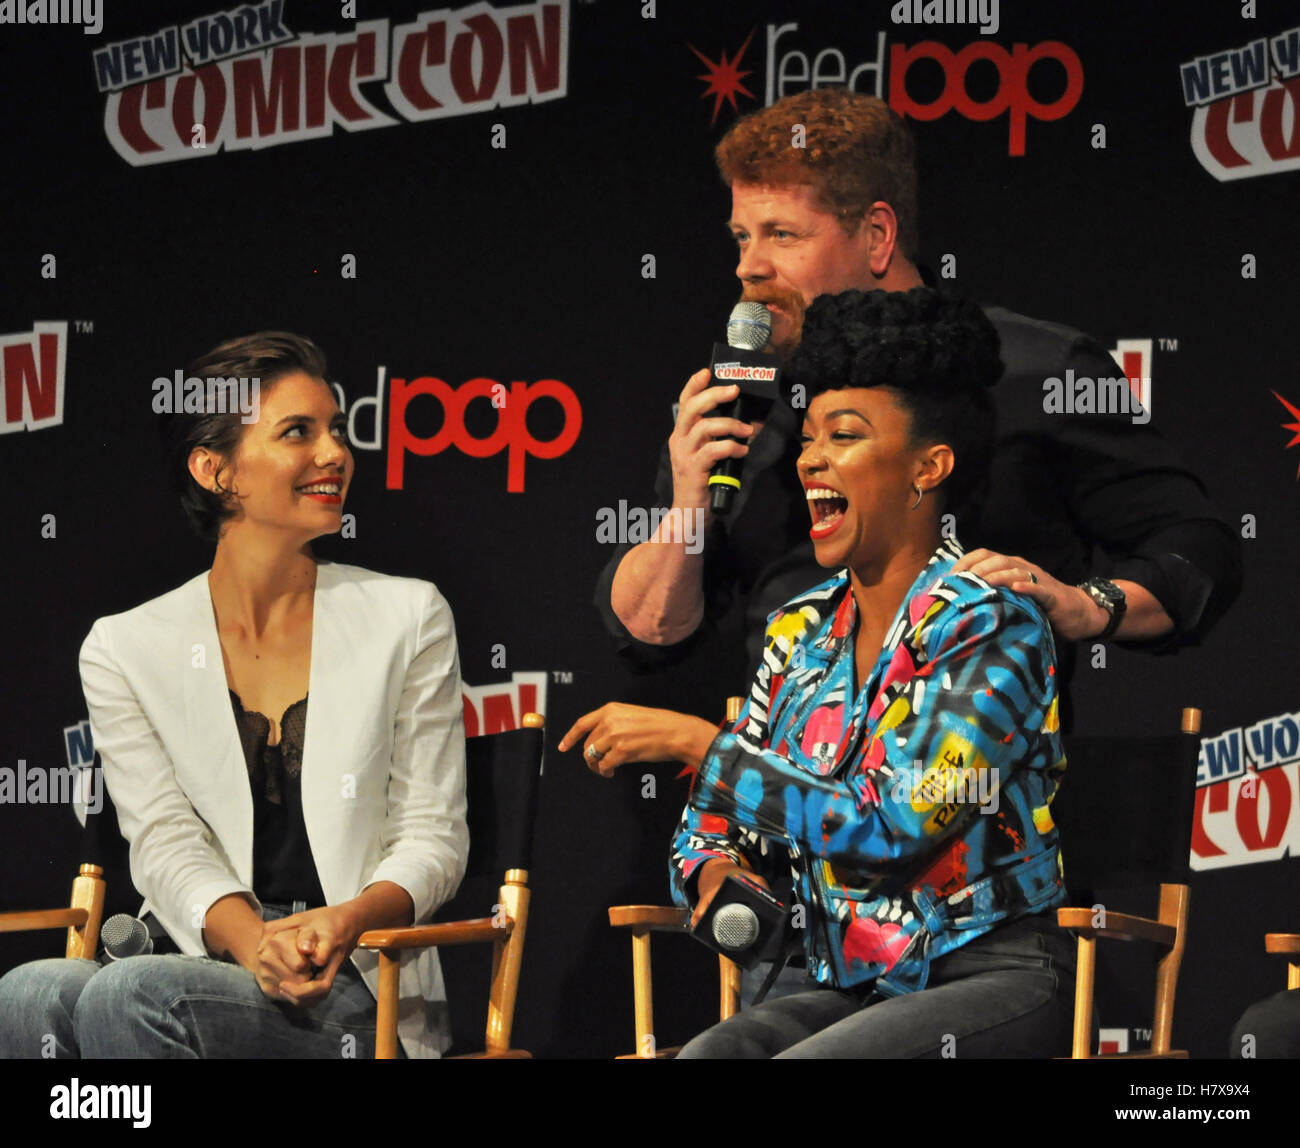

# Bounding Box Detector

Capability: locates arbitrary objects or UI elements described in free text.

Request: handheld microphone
[691,872,789,970]
[711,901,761,950]
[99,913,154,962]
[707,302,783,515]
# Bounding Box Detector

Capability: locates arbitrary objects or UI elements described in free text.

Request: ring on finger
[585,744,606,762]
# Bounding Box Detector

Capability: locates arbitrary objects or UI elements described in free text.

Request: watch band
[1078,577,1127,640]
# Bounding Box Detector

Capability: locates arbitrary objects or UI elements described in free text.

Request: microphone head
[101,913,153,960]
[712,902,761,951]
[726,302,771,351]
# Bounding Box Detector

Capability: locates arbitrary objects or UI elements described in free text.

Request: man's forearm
[1072,580,1174,642]
[1110,580,1174,641]
[609,533,708,644]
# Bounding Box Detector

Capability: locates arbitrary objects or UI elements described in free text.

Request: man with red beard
[595,89,1240,727]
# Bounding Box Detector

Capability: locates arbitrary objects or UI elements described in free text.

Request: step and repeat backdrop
[2,0,1298,1059]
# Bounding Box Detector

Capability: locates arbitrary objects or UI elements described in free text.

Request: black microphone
[707,302,782,515]
[691,872,789,970]
[99,913,154,962]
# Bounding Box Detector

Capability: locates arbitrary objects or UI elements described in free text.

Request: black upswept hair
[157,331,329,543]
[785,287,1002,518]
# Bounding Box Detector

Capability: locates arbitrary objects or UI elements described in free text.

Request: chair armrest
[448,1050,534,1059]
[0,909,90,934]
[608,906,690,931]
[357,917,511,951]
[1057,907,1176,948]
[1265,934,1300,954]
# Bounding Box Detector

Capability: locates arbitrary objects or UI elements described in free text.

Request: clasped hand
[253,904,360,1007]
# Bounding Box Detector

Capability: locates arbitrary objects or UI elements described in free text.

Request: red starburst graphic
[688,29,756,124]
[1273,391,1300,477]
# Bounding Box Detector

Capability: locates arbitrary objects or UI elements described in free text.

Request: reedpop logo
[691,19,1081,155]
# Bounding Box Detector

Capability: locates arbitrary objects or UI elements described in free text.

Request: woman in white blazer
[0,332,468,1059]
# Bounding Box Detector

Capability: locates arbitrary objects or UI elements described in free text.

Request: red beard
[739,285,807,354]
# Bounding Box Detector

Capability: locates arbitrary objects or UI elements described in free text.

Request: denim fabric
[679,914,1082,1059]
[0,904,393,1059]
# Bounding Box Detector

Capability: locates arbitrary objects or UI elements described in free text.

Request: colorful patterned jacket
[671,539,1067,995]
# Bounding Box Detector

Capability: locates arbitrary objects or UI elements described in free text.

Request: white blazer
[78,560,468,1059]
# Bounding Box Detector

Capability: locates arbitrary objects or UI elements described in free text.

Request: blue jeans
[0,905,390,1059]
[678,913,1083,1058]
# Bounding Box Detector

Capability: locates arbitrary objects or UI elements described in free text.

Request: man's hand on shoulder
[951,549,1110,641]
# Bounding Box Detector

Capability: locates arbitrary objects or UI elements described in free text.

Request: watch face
[1085,577,1125,606]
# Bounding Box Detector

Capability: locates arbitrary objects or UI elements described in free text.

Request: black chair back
[1052,712,1201,893]
[437,720,545,1054]
[462,722,545,879]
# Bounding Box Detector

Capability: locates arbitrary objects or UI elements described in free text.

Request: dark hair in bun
[786,287,1001,518]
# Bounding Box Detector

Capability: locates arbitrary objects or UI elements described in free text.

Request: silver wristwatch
[1078,576,1127,639]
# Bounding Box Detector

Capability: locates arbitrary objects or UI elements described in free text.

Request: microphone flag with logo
[708,302,783,515]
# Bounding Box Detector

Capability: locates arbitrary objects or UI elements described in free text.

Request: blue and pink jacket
[671,539,1067,995]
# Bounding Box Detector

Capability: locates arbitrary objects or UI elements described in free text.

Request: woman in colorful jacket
[561,287,1077,1058]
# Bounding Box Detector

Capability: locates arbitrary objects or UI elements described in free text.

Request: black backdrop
[3,0,1299,1062]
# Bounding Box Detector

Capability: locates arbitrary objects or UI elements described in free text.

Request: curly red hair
[715,90,919,261]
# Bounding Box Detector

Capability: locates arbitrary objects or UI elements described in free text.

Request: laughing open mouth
[806,486,848,537]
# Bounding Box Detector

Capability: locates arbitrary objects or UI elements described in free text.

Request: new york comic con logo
[91,0,569,166]
[1180,23,1300,181]
[1193,710,1300,871]
[688,17,1083,155]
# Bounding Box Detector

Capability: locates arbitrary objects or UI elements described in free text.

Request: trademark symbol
[1158,337,1179,352]
[551,671,574,684]
[74,321,94,335]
